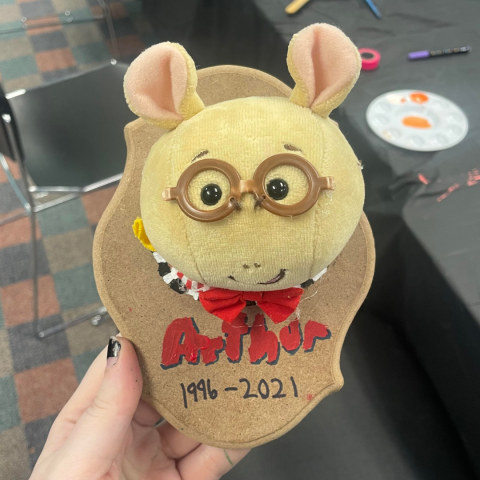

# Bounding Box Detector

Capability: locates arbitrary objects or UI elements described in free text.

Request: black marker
[408,46,471,60]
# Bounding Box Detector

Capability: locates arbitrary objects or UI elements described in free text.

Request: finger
[178,444,250,480]
[40,345,108,458]
[58,337,142,475]
[157,421,200,459]
[133,399,162,427]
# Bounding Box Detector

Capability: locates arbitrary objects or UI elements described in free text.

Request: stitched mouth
[258,269,286,285]
[228,269,286,285]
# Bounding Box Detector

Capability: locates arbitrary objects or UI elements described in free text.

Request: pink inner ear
[124,43,188,121]
[292,24,358,108]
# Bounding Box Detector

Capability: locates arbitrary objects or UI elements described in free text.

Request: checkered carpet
[0,2,157,478]
[0,0,155,92]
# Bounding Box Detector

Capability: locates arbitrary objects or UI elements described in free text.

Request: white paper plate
[366,90,468,151]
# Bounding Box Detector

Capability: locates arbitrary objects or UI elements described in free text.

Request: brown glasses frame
[162,153,335,222]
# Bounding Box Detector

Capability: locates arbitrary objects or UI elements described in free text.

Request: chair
[0,62,136,338]
[0,0,120,59]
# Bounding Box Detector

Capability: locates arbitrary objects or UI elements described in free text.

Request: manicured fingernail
[107,336,121,367]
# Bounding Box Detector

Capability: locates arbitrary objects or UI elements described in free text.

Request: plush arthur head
[124,23,363,295]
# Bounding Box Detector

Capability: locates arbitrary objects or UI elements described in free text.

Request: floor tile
[72,346,102,381]
[0,376,21,432]
[0,4,21,23]
[8,314,70,372]
[0,36,33,62]
[0,329,14,377]
[110,1,127,19]
[26,19,62,36]
[24,414,56,468]
[63,301,117,356]
[0,179,26,215]
[3,72,43,92]
[65,6,92,20]
[30,29,68,52]
[42,65,78,81]
[15,358,77,423]
[81,185,116,225]
[63,21,103,46]
[0,241,49,287]
[37,197,89,237]
[19,0,55,18]
[72,41,110,64]
[43,226,93,273]
[0,54,39,82]
[35,47,76,72]
[0,426,31,480]
[1,275,60,326]
[53,263,99,310]
[108,33,144,60]
[89,3,101,16]
[0,21,26,41]
[51,0,87,12]
[0,156,21,183]
[0,215,41,250]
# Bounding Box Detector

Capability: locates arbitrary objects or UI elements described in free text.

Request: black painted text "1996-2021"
[180,376,298,408]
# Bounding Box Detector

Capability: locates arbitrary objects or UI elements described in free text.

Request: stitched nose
[242,263,261,269]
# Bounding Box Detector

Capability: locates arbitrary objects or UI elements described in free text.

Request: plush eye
[267,178,289,201]
[201,184,222,206]
[265,165,308,205]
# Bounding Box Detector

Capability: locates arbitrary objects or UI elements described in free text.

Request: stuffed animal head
[124,23,364,292]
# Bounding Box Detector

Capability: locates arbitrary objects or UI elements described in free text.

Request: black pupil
[201,184,222,206]
[267,178,289,200]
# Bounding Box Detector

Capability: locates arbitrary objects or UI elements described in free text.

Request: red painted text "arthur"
[161,313,330,369]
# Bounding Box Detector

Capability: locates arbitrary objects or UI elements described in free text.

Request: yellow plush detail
[287,24,361,118]
[124,42,204,130]
[176,44,205,123]
[132,217,155,252]
[140,96,364,291]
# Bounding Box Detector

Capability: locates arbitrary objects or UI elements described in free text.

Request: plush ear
[287,24,361,118]
[124,42,204,129]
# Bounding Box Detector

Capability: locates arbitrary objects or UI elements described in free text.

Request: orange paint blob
[410,92,429,103]
[402,116,432,129]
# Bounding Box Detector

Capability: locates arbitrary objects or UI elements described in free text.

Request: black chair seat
[9,63,137,188]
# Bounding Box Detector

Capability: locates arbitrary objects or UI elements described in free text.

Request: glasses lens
[264,164,309,205]
[187,169,231,211]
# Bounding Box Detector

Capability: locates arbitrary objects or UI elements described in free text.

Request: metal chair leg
[103,0,120,60]
[37,306,109,338]
[1,114,116,339]
[0,153,30,214]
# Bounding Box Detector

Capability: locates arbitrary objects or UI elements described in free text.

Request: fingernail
[107,336,121,367]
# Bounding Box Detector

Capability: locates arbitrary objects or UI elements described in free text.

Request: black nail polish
[107,337,121,366]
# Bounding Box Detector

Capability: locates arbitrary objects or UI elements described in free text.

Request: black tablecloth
[248,0,480,472]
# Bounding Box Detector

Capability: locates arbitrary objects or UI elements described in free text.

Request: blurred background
[0,0,479,479]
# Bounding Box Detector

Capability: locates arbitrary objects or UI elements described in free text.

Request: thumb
[60,337,142,475]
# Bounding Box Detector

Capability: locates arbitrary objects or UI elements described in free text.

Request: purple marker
[408,46,471,60]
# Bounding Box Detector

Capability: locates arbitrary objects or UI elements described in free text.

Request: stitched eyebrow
[284,144,303,153]
[191,150,209,162]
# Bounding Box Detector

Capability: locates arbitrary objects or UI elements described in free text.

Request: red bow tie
[199,287,303,324]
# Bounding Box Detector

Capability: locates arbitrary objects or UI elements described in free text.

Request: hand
[30,337,250,480]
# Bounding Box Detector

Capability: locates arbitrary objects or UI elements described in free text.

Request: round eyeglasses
[162,153,335,222]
